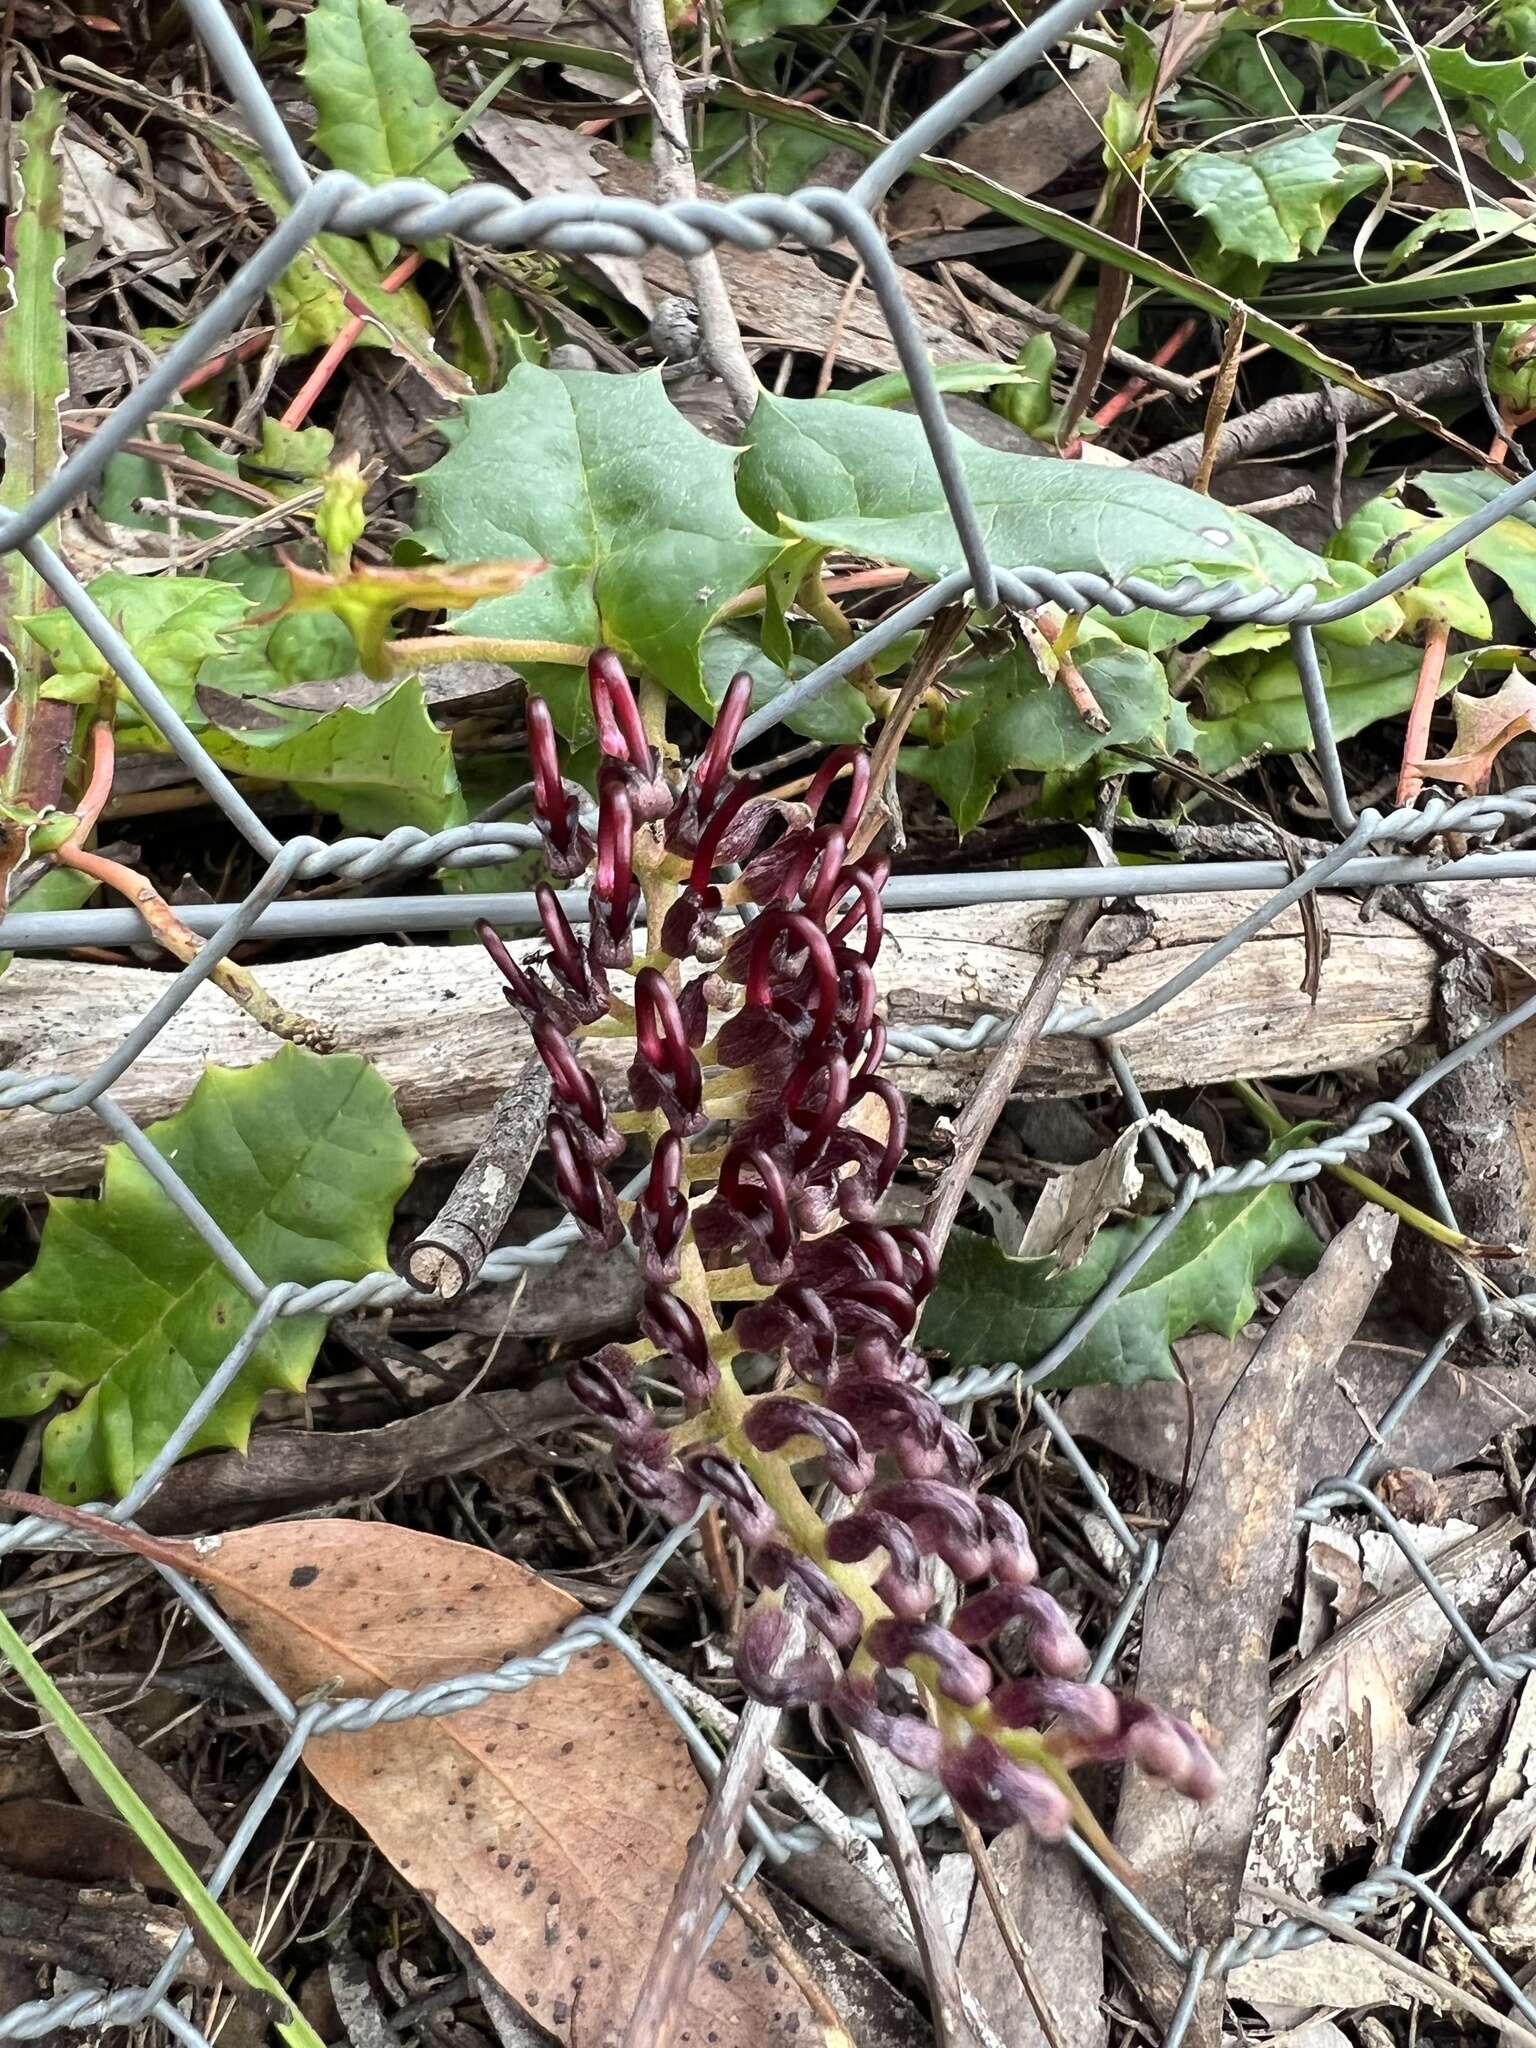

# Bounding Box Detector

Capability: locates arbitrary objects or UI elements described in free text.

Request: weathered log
[2,881,1533,1194]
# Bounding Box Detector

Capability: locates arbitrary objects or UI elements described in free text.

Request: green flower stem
[0,1603,327,2048]
[1231,1079,1474,1250]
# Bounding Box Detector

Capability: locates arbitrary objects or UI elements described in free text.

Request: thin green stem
[1231,1079,1475,1251]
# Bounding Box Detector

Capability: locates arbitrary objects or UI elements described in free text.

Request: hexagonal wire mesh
[6,0,1536,2040]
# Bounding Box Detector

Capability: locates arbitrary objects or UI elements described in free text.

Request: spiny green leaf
[1191,636,1466,777]
[201,679,466,835]
[900,628,1174,834]
[19,575,253,727]
[722,0,837,41]
[1416,470,1536,625]
[737,392,1336,606]
[0,1047,417,1501]
[700,626,870,745]
[416,365,780,723]
[304,0,468,262]
[1423,46,1536,180]
[1233,0,1396,68]
[0,90,68,896]
[1330,488,1492,637]
[922,1185,1319,1390]
[1158,125,1383,270]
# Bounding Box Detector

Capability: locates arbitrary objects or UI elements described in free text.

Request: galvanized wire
[4,0,1536,2043]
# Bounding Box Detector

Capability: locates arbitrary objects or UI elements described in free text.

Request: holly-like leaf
[19,574,253,726]
[1420,669,1536,790]
[699,627,870,745]
[738,392,1335,605]
[201,679,466,835]
[303,0,468,262]
[1422,46,1536,180]
[416,365,780,722]
[0,91,68,903]
[722,0,838,42]
[900,626,1174,834]
[1191,636,1466,776]
[1158,124,1383,269]
[922,1185,1319,1390]
[1330,487,1492,637]
[1232,0,1396,66]
[1415,471,1536,624]
[0,1048,417,1501]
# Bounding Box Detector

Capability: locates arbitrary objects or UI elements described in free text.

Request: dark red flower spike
[547,1115,622,1250]
[529,1015,621,1161]
[633,1131,689,1285]
[742,1395,873,1496]
[526,696,593,878]
[534,883,606,1022]
[827,860,887,966]
[695,670,753,809]
[589,648,670,820]
[631,968,706,1133]
[804,746,871,832]
[590,780,640,968]
[735,1607,836,1708]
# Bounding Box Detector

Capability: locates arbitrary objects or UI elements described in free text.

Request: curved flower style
[480,648,1219,1840]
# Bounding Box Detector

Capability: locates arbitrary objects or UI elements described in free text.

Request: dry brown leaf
[203,1521,821,2048]
[1420,672,1536,791]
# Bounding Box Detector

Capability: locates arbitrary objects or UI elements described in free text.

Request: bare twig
[621,1667,789,2046]
[721,1882,856,2046]
[953,1808,1068,2048]
[849,603,971,859]
[921,895,1105,1264]
[851,1736,976,2048]
[1137,348,1480,484]
[1192,304,1248,497]
[400,1061,550,1298]
[630,0,757,417]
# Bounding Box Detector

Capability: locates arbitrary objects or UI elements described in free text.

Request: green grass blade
[0,1600,326,2048]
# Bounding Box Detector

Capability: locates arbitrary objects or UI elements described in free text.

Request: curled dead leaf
[1418,670,1536,792]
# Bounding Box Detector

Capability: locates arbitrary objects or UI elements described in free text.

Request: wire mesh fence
[6,0,1536,2039]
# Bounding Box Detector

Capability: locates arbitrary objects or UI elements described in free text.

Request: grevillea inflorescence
[479,649,1218,1838]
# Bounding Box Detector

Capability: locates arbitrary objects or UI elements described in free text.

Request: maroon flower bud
[589,779,640,968]
[639,1291,718,1405]
[534,884,607,1022]
[713,1000,803,1076]
[803,746,870,831]
[863,1482,992,1580]
[951,1586,1089,1678]
[825,1380,945,1472]
[707,1147,795,1282]
[823,1509,931,1620]
[798,827,848,924]
[829,1676,944,1774]
[732,1283,837,1381]
[530,1018,622,1162]
[696,672,753,811]
[631,969,706,1135]
[743,910,841,1048]
[526,696,594,878]
[887,1225,938,1302]
[754,1545,862,1649]
[660,885,723,964]
[617,1450,700,1524]
[567,1348,650,1441]
[1117,1704,1221,1801]
[829,1079,907,1220]
[546,1115,623,1250]
[865,1619,992,1708]
[826,858,886,967]
[734,1607,835,1708]
[991,1678,1121,1744]
[684,1449,778,1549]
[933,1422,984,1487]
[476,920,578,1031]
[742,1396,874,1497]
[631,1130,688,1286]
[977,1497,1038,1585]
[783,1051,851,1170]
[586,649,669,818]
[940,1736,1072,1840]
